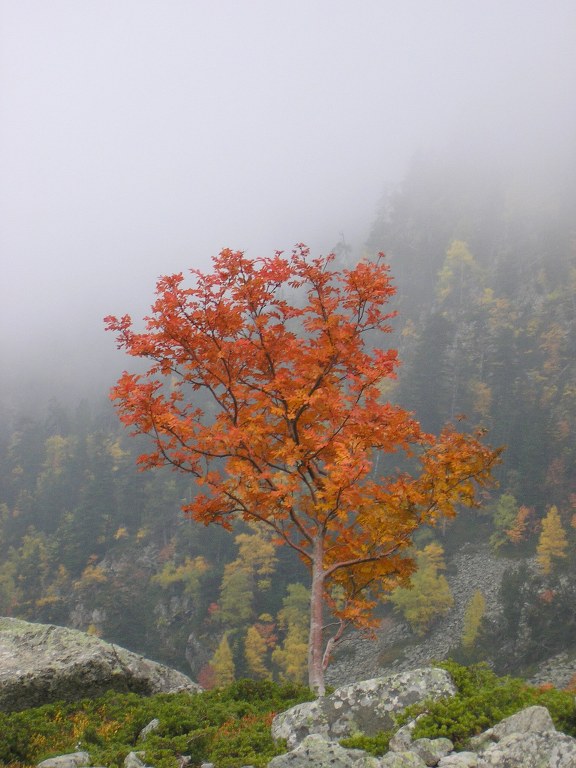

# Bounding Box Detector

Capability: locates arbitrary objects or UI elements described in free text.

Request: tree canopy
[105,245,499,693]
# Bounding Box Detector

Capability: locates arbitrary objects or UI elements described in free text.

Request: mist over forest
[1,1,576,687]
[1,1,575,411]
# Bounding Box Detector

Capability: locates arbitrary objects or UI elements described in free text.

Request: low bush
[0,680,314,768]
[341,661,576,757]
[399,661,576,748]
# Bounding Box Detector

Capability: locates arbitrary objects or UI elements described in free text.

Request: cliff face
[0,617,201,711]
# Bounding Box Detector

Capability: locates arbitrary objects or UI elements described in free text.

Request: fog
[1,1,575,409]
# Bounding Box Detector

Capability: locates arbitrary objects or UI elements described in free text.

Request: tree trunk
[308,538,325,696]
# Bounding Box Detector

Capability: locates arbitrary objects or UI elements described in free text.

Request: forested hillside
[1,154,575,682]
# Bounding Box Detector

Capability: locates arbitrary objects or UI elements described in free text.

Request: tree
[536,505,568,575]
[489,493,519,552]
[244,624,271,680]
[210,632,236,687]
[461,589,486,649]
[390,543,454,635]
[106,246,499,694]
[272,583,309,683]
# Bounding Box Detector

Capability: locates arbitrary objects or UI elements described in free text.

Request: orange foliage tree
[105,246,499,694]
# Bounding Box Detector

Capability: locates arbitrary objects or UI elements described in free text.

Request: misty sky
[1,1,575,406]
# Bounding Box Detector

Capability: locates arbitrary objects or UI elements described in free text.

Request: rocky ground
[326,544,576,689]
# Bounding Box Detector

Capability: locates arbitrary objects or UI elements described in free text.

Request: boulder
[267,734,380,768]
[379,753,427,767]
[270,687,576,768]
[437,754,478,767]
[477,730,576,767]
[467,704,557,754]
[490,704,555,741]
[0,617,201,711]
[272,667,456,749]
[410,737,453,765]
[37,754,90,768]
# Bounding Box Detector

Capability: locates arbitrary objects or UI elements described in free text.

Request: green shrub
[339,730,394,756]
[397,661,576,748]
[0,680,314,768]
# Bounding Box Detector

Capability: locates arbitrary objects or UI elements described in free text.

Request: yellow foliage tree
[436,240,483,309]
[210,633,236,687]
[244,625,271,680]
[461,589,486,649]
[218,525,278,628]
[391,544,454,635]
[152,556,209,601]
[272,583,309,683]
[537,506,568,575]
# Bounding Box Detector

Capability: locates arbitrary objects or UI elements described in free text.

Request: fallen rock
[410,737,453,765]
[0,617,201,711]
[36,753,90,768]
[138,718,160,740]
[272,667,456,749]
[477,730,576,767]
[437,754,478,767]
[490,704,555,741]
[379,752,427,767]
[267,734,380,768]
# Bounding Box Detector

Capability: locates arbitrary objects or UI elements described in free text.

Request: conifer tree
[272,583,309,683]
[244,625,271,680]
[391,543,454,635]
[489,493,519,552]
[210,633,236,687]
[462,589,486,649]
[536,505,568,575]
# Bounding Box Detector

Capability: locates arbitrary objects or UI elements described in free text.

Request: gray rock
[491,705,555,741]
[272,667,456,749]
[138,717,160,740]
[0,617,201,711]
[466,731,493,754]
[466,705,556,755]
[410,737,453,765]
[389,719,419,752]
[124,752,149,768]
[477,731,576,767]
[379,752,427,767]
[267,734,380,768]
[437,754,478,767]
[37,753,90,768]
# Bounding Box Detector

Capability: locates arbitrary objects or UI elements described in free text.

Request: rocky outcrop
[270,708,576,767]
[268,734,380,768]
[34,668,576,768]
[272,668,457,749]
[0,617,201,711]
[271,684,576,768]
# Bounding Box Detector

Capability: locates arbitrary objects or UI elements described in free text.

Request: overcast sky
[1,1,575,407]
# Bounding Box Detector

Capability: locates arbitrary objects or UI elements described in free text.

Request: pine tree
[536,506,568,575]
